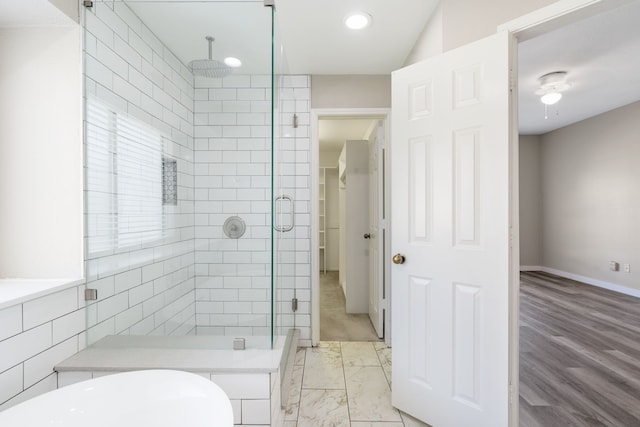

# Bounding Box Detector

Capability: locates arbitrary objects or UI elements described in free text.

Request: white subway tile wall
[0,286,86,409]
[193,75,312,343]
[83,2,196,344]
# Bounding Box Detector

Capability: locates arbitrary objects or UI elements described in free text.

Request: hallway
[320,272,381,342]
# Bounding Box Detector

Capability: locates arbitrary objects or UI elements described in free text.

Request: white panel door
[368,121,384,338]
[391,31,512,427]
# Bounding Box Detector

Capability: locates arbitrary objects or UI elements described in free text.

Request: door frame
[310,108,391,346]
[504,0,634,425]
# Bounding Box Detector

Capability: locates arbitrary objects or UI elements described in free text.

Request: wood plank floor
[520,271,640,426]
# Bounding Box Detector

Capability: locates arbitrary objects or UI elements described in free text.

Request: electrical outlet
[623,263,631,273]
[609,261,619,271]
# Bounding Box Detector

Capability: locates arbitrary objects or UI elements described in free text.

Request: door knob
[363,233,371,239]
[392,254,405,264]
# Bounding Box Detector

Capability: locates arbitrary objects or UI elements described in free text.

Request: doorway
[516,1,640,424]
[310,109,391,345]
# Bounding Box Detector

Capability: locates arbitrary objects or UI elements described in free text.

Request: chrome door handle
[273,195,294,232]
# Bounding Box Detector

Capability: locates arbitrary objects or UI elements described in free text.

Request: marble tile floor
[284,341,430,427]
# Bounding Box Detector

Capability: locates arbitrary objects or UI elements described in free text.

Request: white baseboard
[520,265,543,272]
[520,266,640,298]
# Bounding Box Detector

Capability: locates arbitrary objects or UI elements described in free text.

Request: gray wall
[519,102,640,291]
[518,135,542,267]
[311,75,390,109]
[540,102,639,290]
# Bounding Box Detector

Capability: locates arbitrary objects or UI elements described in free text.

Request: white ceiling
[2,0,639,135]
[127,1,273,75]
[518,0,640,135]
[125,0,438,76]
[126,0,640,135]
[274,0,439,75]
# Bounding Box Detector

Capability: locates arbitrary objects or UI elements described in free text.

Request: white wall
[519,135,542,266]
[0,27,83,279]
[539,102,639,290]
[404,2,443,66]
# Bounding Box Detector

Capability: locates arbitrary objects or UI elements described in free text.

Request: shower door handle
[274,195,295,232]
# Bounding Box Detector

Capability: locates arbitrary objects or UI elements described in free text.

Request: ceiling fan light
[541,91,562,105]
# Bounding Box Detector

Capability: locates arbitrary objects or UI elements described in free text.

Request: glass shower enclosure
[83,0,306,349]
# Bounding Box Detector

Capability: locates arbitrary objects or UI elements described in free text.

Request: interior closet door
[368,122,383,338]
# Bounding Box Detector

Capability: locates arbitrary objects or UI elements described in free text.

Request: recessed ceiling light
[224,57,242,68]
[344,12,371,30]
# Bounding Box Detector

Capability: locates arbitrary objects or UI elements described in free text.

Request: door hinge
[264,0,275,7]
[509,69,517,93]
[291,297,298,312]
[83,0,93,8]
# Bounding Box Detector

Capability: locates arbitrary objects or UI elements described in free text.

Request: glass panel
[83,0,274,349]
[272,7,310,344]
[272,5,287,345]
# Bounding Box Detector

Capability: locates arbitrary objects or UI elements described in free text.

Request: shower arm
[206,36,214,60]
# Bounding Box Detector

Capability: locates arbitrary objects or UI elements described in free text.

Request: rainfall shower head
[188,36,232,78]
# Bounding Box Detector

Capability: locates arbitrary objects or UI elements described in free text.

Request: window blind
[86,98,163,254]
